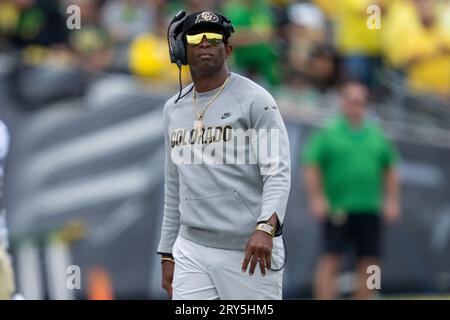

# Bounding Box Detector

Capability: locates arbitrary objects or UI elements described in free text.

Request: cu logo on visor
[195,11,219,23]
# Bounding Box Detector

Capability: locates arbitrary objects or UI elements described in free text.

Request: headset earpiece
[170,32,187,66]
[177,35,187,65]
[219,14,235,39]
[168,11,188,66]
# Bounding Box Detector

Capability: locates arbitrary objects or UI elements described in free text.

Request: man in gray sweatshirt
[157,10,291,300]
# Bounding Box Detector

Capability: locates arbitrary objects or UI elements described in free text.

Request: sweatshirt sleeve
[157,103,181,255]
[249,91,291,226]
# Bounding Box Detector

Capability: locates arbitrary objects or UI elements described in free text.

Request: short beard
[191,60,226,78]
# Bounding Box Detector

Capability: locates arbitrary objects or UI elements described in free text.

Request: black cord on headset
[269,236,287,272]
[174,64,194,104]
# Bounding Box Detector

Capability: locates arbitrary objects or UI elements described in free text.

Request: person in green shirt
[302,81,401,299]
[222,0,282,87]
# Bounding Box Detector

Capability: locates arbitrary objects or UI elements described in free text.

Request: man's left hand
[242,213,278,276]
[242,230,273,276]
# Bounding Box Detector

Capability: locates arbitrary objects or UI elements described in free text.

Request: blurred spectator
[222,0,282,87]
[0,0,20,50]
[186,0,216,12]
[271,0,291,31]
[270,0,292,63]
[10,0,68,48]
[309,46,339,92]
[101,0,160,46]
[0,119,15,300]
[315,0,385,90]
[382,0,450,99]
[128,13,190,84]
[165,0,218,16]
[302,82,400,299]
[285,3,337,92]
[312,0,335,18]
[443,0,450,30]
[68,0,112,71]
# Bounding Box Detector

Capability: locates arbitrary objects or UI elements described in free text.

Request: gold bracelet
[256,223,276,237]
[161,257,175,264]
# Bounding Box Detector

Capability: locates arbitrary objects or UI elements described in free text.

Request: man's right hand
[161,260,175,299]
[311,196,329,221]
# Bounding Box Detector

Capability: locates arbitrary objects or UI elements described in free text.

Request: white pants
[172,236,284,300]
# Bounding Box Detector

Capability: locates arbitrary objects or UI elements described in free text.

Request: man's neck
[191,68,230,93]
[348,118,364,130]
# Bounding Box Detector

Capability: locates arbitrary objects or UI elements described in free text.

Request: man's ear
[225,44,233,57]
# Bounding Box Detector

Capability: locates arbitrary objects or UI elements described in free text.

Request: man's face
[185,31,232,75]
[341,83,369,124]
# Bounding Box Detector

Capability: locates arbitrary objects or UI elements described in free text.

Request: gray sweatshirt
[157,73,291,254]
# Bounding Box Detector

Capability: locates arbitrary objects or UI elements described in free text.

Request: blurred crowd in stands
[0,0,449,115]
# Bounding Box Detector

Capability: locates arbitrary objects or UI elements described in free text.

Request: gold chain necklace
[192,74,230,131]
